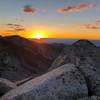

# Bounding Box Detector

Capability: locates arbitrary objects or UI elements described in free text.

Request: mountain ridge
[0,35,65,82]
[1,36,100,99]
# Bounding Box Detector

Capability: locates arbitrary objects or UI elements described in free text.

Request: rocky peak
[72,39,96,47]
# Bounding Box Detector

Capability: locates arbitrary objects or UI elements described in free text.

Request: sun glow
[34,34,43,39]
[32,31,48,39]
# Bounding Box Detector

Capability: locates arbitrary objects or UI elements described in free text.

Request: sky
[0,0,100,39]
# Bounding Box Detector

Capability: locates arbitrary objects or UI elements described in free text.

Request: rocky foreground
[1,39,100,100]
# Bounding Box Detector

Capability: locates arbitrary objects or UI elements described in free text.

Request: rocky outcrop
[1,64,88,100]
[49,40,100,97]
[50,40,100,71]
[79,96,100,100]
[0,78,16,96]
[1,39,100,99]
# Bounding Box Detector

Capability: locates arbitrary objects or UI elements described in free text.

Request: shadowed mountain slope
[0,35,65,82]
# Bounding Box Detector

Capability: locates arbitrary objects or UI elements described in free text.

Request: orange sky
[0,0,100,40]
[1,24,100,40]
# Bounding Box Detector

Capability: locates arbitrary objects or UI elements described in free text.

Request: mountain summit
[72,39,96,47]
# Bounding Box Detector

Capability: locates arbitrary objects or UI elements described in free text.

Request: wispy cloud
[23,5,36,14]
[58,3,96,13]
[96,20,100,24]
[83,19,100,29]
[6,24,26,32]
[84,24,100,29]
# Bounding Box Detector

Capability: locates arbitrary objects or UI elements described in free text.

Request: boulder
[1,64,88,100]
[77,63,100,96]
[0,78,16,96]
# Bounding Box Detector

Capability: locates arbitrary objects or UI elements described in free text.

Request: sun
[34,34,43,39]
[32,31,48,39]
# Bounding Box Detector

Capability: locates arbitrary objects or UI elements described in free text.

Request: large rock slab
[78,96,100,100]
[77,63,100,96]
[1,64,88,100]
[0,78,16,96]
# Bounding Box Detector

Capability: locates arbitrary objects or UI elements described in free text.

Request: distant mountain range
[30,38,100,46]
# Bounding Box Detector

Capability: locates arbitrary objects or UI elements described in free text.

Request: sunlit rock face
[1,64,88,100]
[0,35,64,82]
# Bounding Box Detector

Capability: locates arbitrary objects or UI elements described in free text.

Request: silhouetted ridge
[6,35,22,38]
[72,39,96,47]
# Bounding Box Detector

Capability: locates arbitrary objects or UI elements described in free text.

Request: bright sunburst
[34,34,43,39]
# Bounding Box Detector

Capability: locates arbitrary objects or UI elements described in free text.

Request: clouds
[21,3,98,14]
[83,20,100,29]
[58,3,96,13]
[23,5,36,13]
[84,24,100,29]
[96,20,100,24]
[6,24,26,32]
